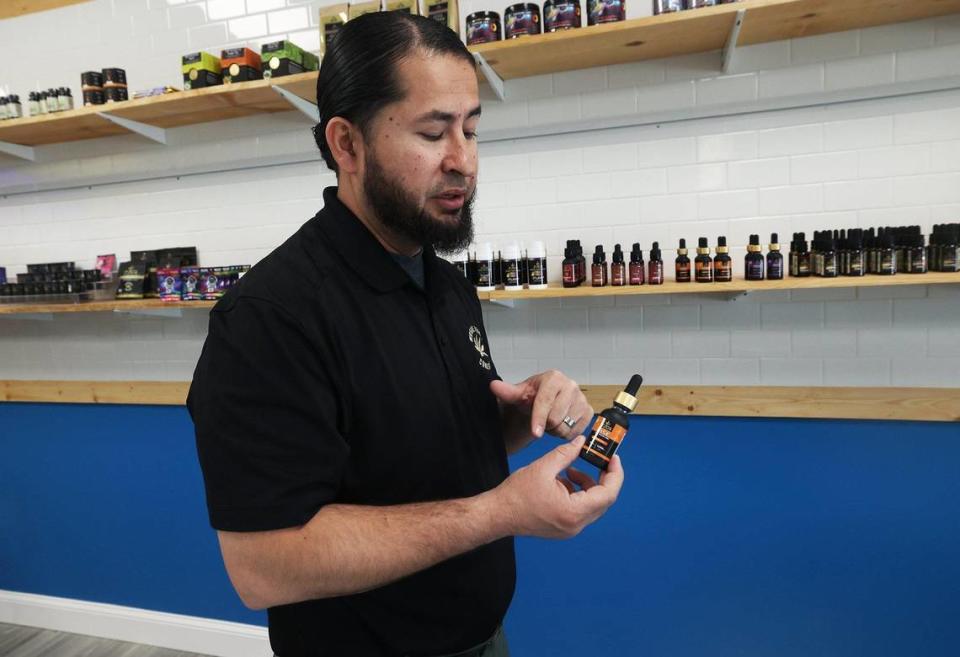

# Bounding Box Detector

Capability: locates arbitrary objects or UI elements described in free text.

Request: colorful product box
[261,40,319,79]
[221,47,262,84]
[182,51,222,90]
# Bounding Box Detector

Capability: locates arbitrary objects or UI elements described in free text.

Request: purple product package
[157,267,182,301]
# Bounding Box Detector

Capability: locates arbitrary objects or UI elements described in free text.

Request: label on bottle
[629,262,644,285]
[562,262,576,285]
[648,262,663,285]
[476,260,491,287]
[715,260,732,282]
[611,264,625,286]
[745,260,764,280]
[529,258,546,285]
[592,264,607,287]
[768,259,783,279]
[695,260,713,282]
[582,416,627,464]
[676,262,691,282]
[504,259,520,286]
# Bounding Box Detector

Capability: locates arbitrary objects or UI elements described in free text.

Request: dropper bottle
[580,374,643,471]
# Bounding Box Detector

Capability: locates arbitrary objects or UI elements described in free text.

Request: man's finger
[543,435,585,475]
[557,477,575,494]
[489,379,532,406]
[530,374,565,437]
[595,454,625,500]
[565,467,597,491]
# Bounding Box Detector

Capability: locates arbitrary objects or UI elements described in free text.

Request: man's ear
[326,117,363,175]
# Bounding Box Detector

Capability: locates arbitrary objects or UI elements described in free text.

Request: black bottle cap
[650,241,662,260]
[593,244,605,263]
[613,244,624,263]
[630,242,642,262]
[679,238,686,249]
[749,234,760,246]
[625,374,643,396]
[698,237,708,248]
[771,232,778,244]
[717,236,727,247]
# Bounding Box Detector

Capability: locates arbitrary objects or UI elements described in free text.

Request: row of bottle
[788,224,960,277]
[0,89,75,120]
[452,241,548,291]
[566,235,785,287]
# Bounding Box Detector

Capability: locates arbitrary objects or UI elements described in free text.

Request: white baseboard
[0,590,271,657]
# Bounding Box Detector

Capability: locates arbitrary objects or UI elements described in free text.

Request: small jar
[685,0,718,7]
[543,0,581,31]
[587,0,624,25]
[504,3,541,37]
[653,0,683,12]
[466,11,502,45]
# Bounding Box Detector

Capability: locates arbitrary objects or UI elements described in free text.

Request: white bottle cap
[503,241,520,261]
[529,240,546,258]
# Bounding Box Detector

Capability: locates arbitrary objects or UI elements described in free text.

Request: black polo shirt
[187,187,515,656]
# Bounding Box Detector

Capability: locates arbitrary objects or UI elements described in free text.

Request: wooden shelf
[4,0,960,148]
[0,273,955,314]
[468,0,960,80]
[2,380,957,421]
[0,72,318,147]
[0,299,216,315]
[485,271,960,301]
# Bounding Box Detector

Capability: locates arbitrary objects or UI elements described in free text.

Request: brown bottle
[611,244,626,286]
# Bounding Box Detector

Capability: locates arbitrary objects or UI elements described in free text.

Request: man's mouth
[434,190,466,211]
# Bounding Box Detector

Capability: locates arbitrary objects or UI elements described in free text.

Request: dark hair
[314,12,475,174]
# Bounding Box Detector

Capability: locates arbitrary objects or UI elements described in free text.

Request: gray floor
[0,623,215,657]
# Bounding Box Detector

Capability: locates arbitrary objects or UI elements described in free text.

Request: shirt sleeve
[188,295,350,532]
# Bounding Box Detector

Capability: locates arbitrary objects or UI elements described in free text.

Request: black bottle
[675,238,691,282]
[591,245,608,287]
[629,243,645,285]
[838,229,850,275]
[879,232,897,275]
[562,246,579,288]
[611,244,626,286]
[714,236,732,282]
[846,229,865,277]
[789,233,811,277]
[580,374,643,471]
[744,234,764,281]
[648,241,664,285]
[695,237,713,283]
[866,228,878,274]
[575,240,586,284]
[940,225,959,272]
[767,233,783,280]
[907,234,927,273]
[815,236,838,278]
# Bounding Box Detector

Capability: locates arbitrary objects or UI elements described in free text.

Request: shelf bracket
[473,53,505,102]
[0,140,36,161]
[272,86,320,122]
[485,298,515,308]
[97,112,167,144]
[721,9,746,74]
[112,307,183,319]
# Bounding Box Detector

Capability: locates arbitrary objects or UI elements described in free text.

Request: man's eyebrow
[414,106,483,123]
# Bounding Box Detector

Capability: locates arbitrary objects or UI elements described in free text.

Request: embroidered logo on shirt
[468,325,492,371]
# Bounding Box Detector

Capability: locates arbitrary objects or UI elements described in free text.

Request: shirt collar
[311,186,446,298]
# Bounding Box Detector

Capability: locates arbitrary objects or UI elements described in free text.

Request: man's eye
[465,132,478,140]
[420,133,443,141]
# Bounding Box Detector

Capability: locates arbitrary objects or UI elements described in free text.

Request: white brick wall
[1,7,959,387]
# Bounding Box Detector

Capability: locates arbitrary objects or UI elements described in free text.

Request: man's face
[360,51,481,254]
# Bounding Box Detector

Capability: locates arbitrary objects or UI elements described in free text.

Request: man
[188,11,624,657]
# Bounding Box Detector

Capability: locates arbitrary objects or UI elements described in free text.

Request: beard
[362,150,475,255]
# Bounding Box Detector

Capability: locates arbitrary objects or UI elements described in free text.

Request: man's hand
[491,370,594,454]
[493,435,624,539]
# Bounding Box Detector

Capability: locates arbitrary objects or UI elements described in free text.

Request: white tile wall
[1,10,960,387]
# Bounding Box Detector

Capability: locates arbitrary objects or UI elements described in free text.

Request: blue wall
[2,403,959,656]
